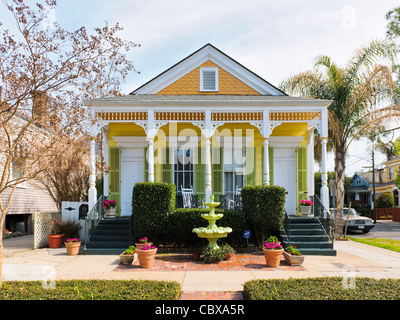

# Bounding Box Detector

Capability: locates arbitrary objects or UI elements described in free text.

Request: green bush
[376,192,395,208]
[241,185,286,245]
[0,280,180,300]
[132,182,176,243]
[243,277,400,300]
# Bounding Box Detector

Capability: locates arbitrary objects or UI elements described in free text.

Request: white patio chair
[181,185,194,208]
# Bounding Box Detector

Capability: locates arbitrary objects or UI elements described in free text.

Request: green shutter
[212,147,223,199]
[269,146,274,185]
[297,146,308,213]
[161,147,172,183]
[195,147,205,202]
[245,147,256,186]
[109,147,121,216]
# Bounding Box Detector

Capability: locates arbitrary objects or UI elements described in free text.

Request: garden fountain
[192,194,232,250]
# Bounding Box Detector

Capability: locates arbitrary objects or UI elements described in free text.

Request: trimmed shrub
[376,192,395,208]
[132,182,176,243]
[241,185,286,245]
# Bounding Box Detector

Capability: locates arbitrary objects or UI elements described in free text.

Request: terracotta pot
[262,248,284,267]
[136,248,157,268]
[120,252,137,265]
[225,253,234,260]
[65,242,81,255]
[283,251,304,266]
[47,234,65,248]
[135,242,153,250]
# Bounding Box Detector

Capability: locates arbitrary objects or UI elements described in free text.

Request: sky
[2,0,400,176]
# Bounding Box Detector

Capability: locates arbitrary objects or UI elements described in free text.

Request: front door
[274,148,296,215]
[121,148,144,216]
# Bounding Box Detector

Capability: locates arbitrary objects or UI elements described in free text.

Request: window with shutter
[296,146,308,213]
[109,147,121,215]
[200,67,218,91]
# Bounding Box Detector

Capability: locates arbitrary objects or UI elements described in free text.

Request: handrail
[84,195,104,248]
[311,194,335,243]
[283,210,291,247]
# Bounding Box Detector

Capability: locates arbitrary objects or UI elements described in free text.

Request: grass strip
[348,237,400,253]
[0,280,181,300]
[243,277,400,300]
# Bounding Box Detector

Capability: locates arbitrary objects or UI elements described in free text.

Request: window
[174,148,194,192]
[223,148,245,202]
[12,142,26,188]
[389,167,394,180]
[200,67,218,91]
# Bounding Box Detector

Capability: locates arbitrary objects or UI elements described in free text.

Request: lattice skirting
[33,211,61,249]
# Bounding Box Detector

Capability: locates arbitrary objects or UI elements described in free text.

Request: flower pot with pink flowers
[135,237,153,250]
[299,200,314,216]
[64,238,81,255]
[283,245,304,266]
[136,244,157,268]
[261,241,284,267]
[103,199,117,218]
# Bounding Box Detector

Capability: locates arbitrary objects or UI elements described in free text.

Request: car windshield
[343,208,358,216]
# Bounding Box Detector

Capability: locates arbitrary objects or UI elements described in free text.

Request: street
[345,220,400,240]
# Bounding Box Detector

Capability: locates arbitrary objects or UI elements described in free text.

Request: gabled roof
[131,43,287,96]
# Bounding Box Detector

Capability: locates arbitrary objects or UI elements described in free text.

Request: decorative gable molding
[132,44,286,96]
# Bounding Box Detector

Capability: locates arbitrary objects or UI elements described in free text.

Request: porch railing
[84,195,104,247]
[311,194,335,243]
[283,210,291,247]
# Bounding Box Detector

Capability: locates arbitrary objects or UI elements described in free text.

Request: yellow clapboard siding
[156,60,261,95]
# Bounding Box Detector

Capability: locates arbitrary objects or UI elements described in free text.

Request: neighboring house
[1,109,58,236]
[86,44,331,216]
[374,156,400,207]
[345,171,384,206]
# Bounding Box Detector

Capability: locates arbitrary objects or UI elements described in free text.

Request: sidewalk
[2,235,400,293]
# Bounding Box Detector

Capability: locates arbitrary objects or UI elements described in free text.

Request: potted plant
[46,219,64,248]
[283,245,304,266]
[120,245,137,265]
[261,241,284,267]
[103,199,117,218]
[136,244,157,268]
[64,238,81,255]
[299,200,313,216]
[220,243,235,260]
[135,236,153,250]
[264,235,280,245]
[202,247,226,263]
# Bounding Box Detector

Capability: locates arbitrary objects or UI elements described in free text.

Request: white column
[320,137,329,209]
[88,138,97,211]
[102,128,109,197]
[148,138,155,182]
[308,129,315,196]
[205,137,212,202]
[263,138,269,185]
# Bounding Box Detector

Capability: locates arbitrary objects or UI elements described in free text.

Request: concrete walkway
[2,234,400,292]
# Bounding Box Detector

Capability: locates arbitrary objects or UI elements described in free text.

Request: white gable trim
[133,44,285,96]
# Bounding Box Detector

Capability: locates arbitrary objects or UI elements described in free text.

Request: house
[85,44,332,216]
[1,109,58,236]
[374,156,400,207]
[345,170,384,206]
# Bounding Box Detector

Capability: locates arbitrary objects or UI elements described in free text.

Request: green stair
[82,217,132,255]
[280,216,336,256]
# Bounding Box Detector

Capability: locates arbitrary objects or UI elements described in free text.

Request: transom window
[174,148,194,192]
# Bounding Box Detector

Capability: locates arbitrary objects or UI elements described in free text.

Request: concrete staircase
[82,217,132,255]
[280,216,336,256]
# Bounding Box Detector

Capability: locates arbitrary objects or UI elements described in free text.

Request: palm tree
[280,39,400,237]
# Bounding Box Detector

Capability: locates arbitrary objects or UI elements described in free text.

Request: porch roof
[85,94,332,108]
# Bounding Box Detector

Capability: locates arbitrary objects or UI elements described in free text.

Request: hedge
[243,277,400,300]
[376,192,395,208]
[132,182,176,243]
[241,185,286,245]
[0,280,180,300]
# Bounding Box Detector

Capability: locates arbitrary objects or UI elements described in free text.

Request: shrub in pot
[47,219,64,248]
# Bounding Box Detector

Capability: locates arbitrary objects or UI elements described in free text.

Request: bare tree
[0,0,139,285]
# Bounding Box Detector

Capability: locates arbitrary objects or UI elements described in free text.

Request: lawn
[348,237,400,253]
[0,279,181,300]
[243,277,400,300]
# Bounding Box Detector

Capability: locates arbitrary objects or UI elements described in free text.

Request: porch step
[280,216,336,256]
[82,217,132,255]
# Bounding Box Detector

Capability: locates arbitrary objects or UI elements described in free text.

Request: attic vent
[200,67,218,92]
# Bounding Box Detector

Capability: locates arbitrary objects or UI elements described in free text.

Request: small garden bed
[243,277,400,300]
[0,280,181,300]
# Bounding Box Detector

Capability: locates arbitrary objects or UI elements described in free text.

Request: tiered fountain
[192,195,232,250]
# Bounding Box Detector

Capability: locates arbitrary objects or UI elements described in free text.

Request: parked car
[329,208,375,233]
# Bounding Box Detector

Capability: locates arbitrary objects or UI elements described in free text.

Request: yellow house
[85,44,331,216]
[374,156,400,207]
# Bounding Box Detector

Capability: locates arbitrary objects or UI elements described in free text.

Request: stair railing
[311,194,335,243]
[283,210,291,247]
[84,195,104,248]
